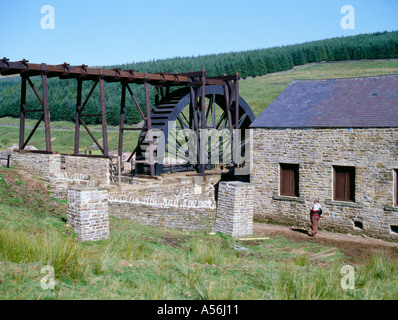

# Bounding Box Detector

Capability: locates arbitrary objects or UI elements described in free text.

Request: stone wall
[67,186,109,242]
[9,151,258,236]
[215,181,254,238]
[252,128,398,241]
[11,151,111,199]
[109,175,220,233]
[11,151,61,182]
[10,151,67,198]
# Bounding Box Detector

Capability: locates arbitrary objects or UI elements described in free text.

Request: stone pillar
[215,181,254,238]
[67,186,109,242]
[64,155,111,186]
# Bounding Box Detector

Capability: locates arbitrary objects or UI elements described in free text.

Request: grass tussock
[0,228,90,281]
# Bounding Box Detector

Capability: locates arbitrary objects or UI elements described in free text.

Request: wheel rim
[135,85,255,176]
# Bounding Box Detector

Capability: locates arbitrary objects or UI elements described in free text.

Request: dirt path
[253,223,398,262]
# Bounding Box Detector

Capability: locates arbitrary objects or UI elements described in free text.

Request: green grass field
[0,118,139,154]
[1,167,398,300]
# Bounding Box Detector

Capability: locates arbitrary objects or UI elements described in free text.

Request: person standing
[309,199,322,237]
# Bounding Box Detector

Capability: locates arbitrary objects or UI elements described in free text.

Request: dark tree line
[0,31,397,126]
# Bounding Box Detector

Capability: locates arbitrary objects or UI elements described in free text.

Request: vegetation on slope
[1,167,398,300]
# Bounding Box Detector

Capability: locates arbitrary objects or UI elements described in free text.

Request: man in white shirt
[309,199,322,237]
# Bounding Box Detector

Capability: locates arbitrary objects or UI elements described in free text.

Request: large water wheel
[134,85,255,176]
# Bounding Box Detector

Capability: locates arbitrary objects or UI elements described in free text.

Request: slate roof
[250,75,398,128]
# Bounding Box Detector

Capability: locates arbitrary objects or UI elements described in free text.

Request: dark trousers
[310,214,321,235]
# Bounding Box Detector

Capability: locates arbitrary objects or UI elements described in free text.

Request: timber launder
[0,58,229,86]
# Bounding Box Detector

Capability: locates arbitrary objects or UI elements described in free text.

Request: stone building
[250,75,398,241]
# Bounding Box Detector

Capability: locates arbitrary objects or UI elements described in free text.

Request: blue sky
[1,0,397,66]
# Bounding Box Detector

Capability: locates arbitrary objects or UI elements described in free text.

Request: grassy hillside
[1,59,397,153]
[1,166,398,300]
[240,59,398,117]
[0,118,139,154]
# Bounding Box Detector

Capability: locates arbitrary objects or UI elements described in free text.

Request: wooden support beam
[118,82,126,159]
[99,74,109,156]
[190,85,200,172]
[26,77,44,106]
[41,65,52,152]
[144,75,155,177]
[74,79,82,154]
[199,71,207,176]
[79,118,104,154]
[126,84,146,121]
[235,74,240,129]
[224,81,235,165]
[22,114,44,149]
[78,80,98,115]
[0,60,232,86]
[19,75,26,150]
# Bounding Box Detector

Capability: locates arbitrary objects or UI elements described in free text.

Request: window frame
[333,165,356,202]
[279,163,300,198]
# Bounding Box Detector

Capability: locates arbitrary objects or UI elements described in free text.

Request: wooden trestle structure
[0,58,255,177]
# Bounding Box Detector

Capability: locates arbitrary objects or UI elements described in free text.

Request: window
[333,166,355,202]
[354,221,363,230]
[391,225,398,235]
[280,163,299,197]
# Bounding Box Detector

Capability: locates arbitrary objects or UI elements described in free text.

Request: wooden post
[41,64,52,152]
[144,74,155,177]
[234,74,240,165]
[118,82,126,160]
[74,79,82,154]
[190,85,200,172]
[19,75,26,150]
[99,70,108,156]
[199,70,206,176]
[118,155,122,193]
[235,74,240,129]
[224,82,235,165]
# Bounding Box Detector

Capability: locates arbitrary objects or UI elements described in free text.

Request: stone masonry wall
[215,181,254,238]
[11,151,61,182]
[11,151,67,199]
[67,187,109,242]
[252,128,398,241]
[109,175,220,233]
[11,151,111,199]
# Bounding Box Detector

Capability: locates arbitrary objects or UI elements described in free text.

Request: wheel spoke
[135,85,254,176]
